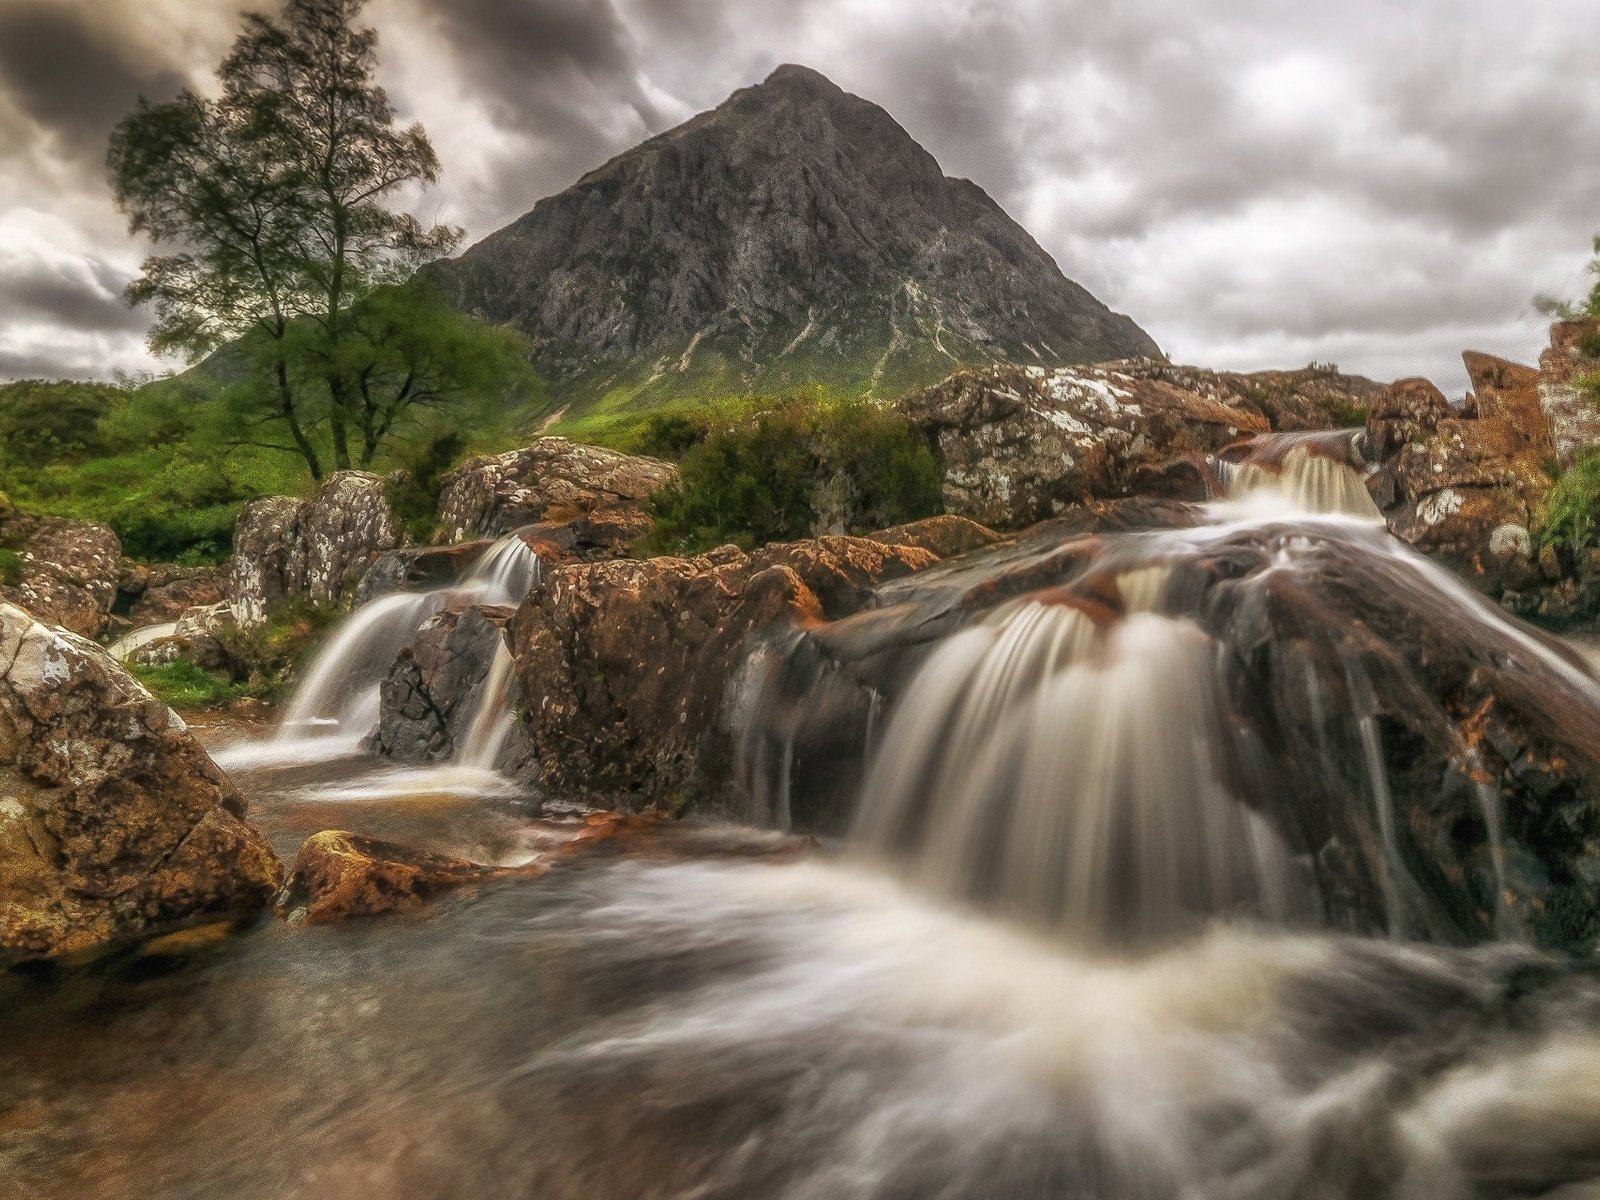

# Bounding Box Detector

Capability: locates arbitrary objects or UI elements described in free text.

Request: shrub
[646,394,942,553]
[212,597,344,698]
[0,548,21,587]
[1540,447,1600,555]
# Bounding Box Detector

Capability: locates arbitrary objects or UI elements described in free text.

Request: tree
[108,0,520,480]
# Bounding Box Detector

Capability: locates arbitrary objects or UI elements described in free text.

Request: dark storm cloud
[1,257,144,334]
[3,0,1599,386]
[0,3,186,158]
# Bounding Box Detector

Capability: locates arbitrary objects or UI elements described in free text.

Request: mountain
[433,64,1161,417]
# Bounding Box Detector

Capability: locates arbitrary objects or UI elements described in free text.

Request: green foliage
[0,549,21,588]
[0,380,113,471]
[129,660,249,710]
[645,394,942,553]
[1540,447,1600,555]
[387,432,466,542]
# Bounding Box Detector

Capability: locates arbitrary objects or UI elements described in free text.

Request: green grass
[129,660,248,709]
[1540,447,1600,555]
[0,548,21,587]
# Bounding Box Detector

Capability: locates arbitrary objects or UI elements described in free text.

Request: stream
[9,440,1600,1198]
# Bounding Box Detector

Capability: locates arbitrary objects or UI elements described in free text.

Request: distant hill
[431,64,1160,420]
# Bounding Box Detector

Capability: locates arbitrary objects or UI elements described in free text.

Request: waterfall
[739,437,1589,947]
[214,532,539,774]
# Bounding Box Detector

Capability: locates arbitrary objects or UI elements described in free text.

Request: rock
[229,471,400,623]
[508,535,935,811]
[129,566,225,624]
[734,513,1600,949]
[901,363,1270,527]
[373,604,515,762]
[1538,318,1600,467]
[437,438,675,544]
[1366,377,1453,458]
[354,541,493,605]
[1367,357,1554,591]
[0,602,281,962]
[273,831,506,925]
[0,508,122,639]
[1489,524,1534,562]
[1113,360,1387,431]
[866,515,998,558]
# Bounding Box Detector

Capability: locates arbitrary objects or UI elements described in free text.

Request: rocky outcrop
[1538,318,1600,466]
[508,536,936,811]
[1365,360,1553,596]
[274,831,508,925]
[229,471,400,623]
[1114,360,1386,431]
[0,500,122,638]
[373,603,514,762]
[437,437,674,544]
[867,515,998,558]
[902,363,1269,527]
[0,602,280,962]
[126,566,225,625]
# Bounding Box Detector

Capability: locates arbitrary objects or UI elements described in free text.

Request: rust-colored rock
[1366,377,1453,459]
[354,540,494,604]
[273,831,509,925]
[129,566,225,624]
[0,602,281,962]
[1113,359,1386,431]
[509,535,935,811]
[866,515,998,558]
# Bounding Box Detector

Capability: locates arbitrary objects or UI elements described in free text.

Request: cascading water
[742,426,1600,948]
[213,532,539,777]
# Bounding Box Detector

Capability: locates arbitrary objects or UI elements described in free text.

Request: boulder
[1366,377,1453,459]
[508,536,935,811]
[1538,318,1600,467]
[901,363,1269,527]
[354,541,493,605]
[373,603,515,762]
[273,831,508,925]
[437,437,675,544]
[229,471,400,623]
[0,602,281,962]
[0,503,122,639]
[129,566,225,625]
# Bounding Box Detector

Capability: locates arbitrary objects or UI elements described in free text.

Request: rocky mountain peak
[434,64,1160,415]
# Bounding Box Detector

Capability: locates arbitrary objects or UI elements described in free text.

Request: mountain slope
[434,64,1160,416]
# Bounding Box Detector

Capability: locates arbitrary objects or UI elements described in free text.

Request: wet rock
[866,515,998,558]
[901,363,1269,527]
[128,566,225,625]
[373,603,515,762]
[229,472,400,623]
[1539,318,1600,466]
[354,541,492,605]
[437,437,675,544]
[508,535,934,811]
[0,602,281,962]
[0,502,122,638]
[1367,357,1554,592]
[273,831,506,925]
[735,518,1600,950]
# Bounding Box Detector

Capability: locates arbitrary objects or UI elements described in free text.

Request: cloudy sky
[1,0,1597,392]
